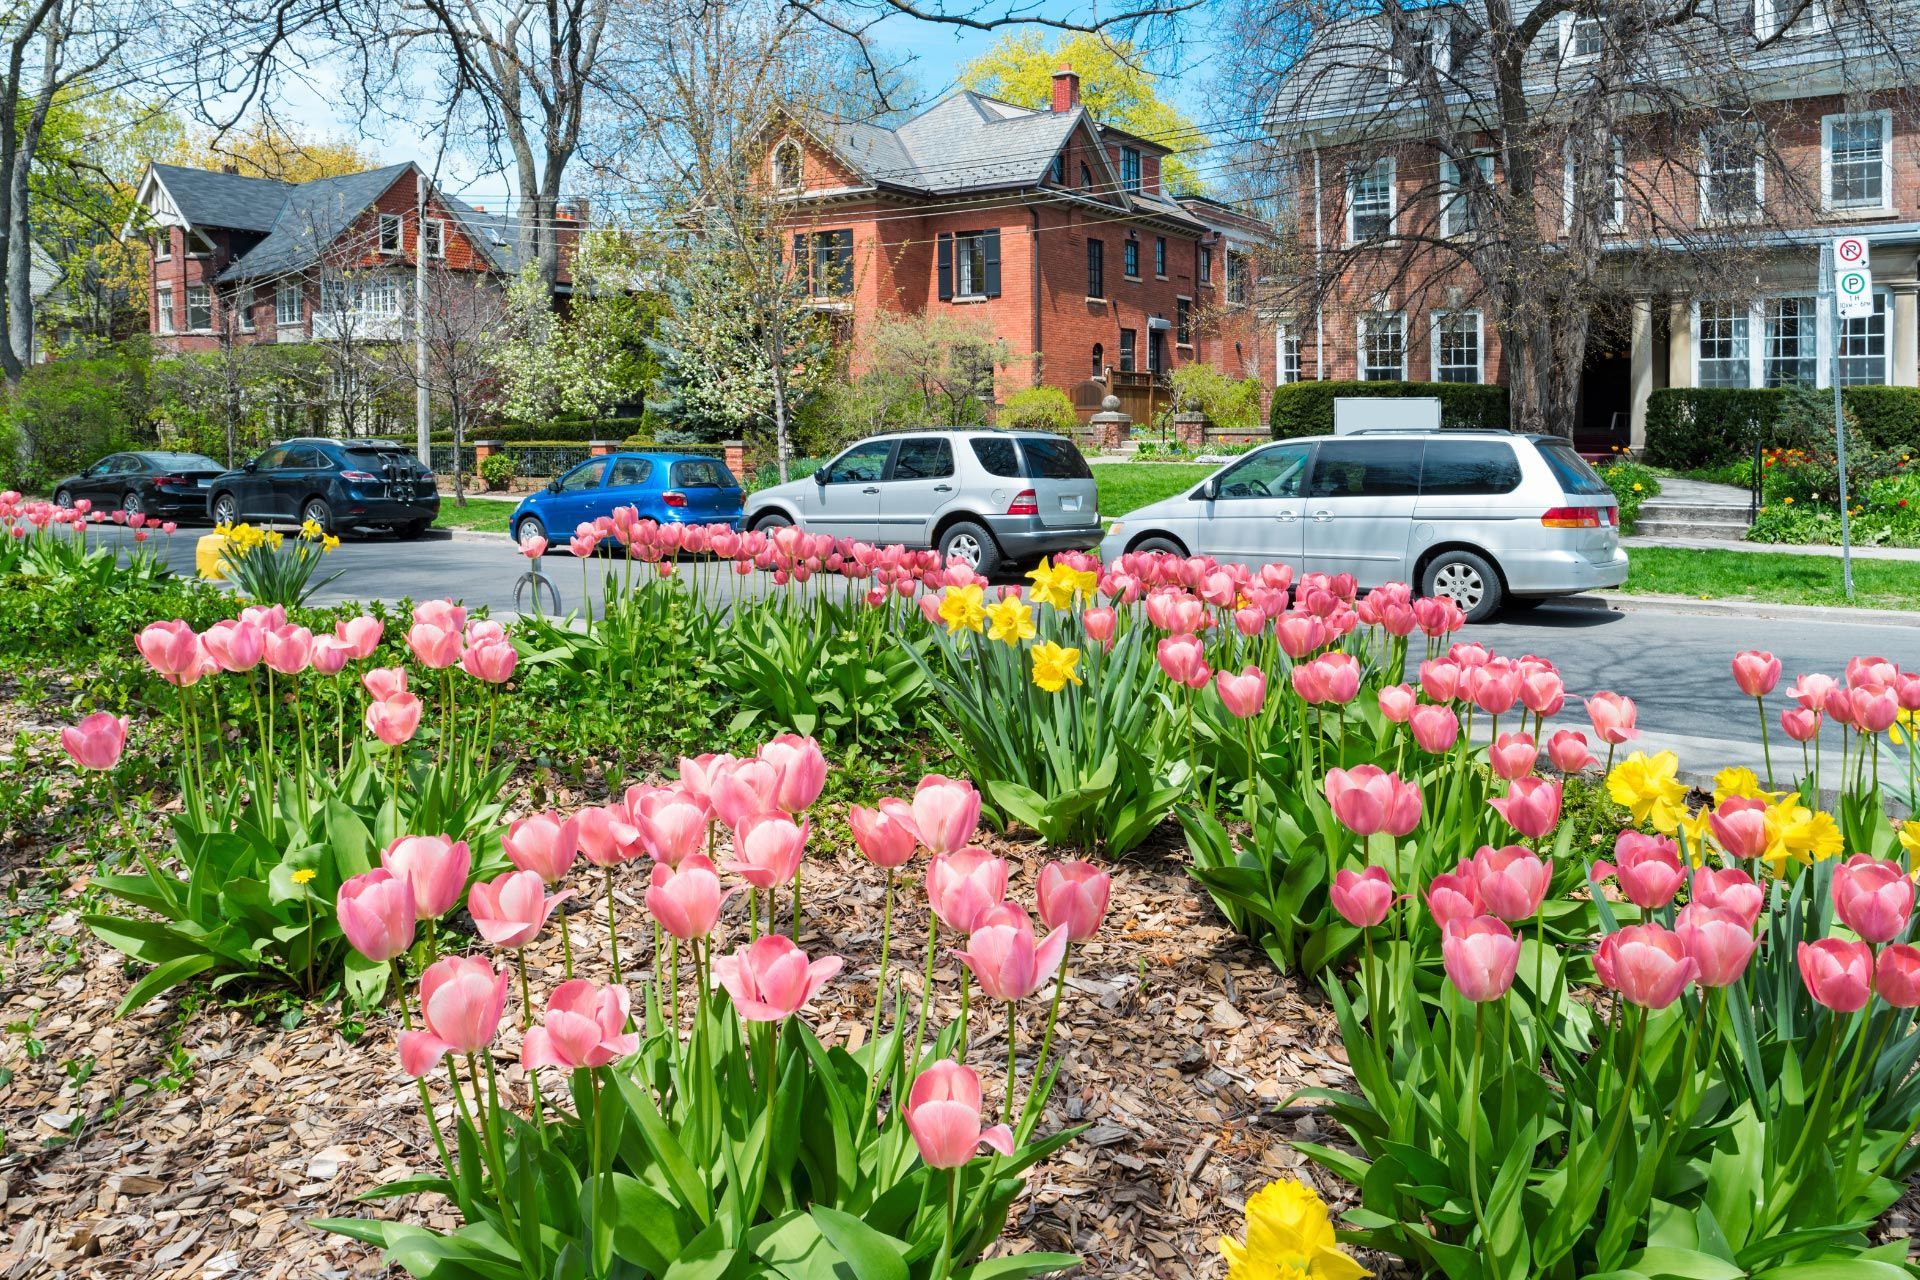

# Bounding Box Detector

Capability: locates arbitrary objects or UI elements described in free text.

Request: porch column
[1666,296,1692,389]
[1892,282,1918,388]
[1629,294,1654,451]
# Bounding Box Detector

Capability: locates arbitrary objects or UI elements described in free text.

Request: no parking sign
[1834,235,1874,318]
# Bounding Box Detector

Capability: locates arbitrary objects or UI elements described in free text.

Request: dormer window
[1119,147,1142,194]
[379,213,403,253]
[773,141,804,193]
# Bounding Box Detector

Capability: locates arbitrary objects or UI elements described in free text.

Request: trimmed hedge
[1270,380,1511,438]
[1644,386,1920,469]
[477,419,647,443]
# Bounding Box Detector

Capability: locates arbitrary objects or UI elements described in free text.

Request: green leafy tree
[957,34,1205,192]
[500,229,662,423]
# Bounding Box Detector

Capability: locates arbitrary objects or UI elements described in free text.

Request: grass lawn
[1620,546,1920,610]
[1095,462,1216,517]
[432,493,519,534]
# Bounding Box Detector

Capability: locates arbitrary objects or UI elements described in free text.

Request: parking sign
[1835,235,1874,318]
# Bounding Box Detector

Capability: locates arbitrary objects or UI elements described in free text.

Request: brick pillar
[724,439,747,478]
[1172,412,1205,450]
[589,439,619,457]
[472,439,503,464]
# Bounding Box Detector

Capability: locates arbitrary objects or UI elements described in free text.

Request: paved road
[91,525,1920,790]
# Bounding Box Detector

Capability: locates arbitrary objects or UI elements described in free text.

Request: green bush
[1843,385,1920,453]
[3,351,153,489]
[1167,363,1262,431]
[1645,386,1920,468]
[999,385,1076,433]
[477,453,517,491]
[1269,380,1509,438]
[482,418,644,443]
[1597,460,1661,532]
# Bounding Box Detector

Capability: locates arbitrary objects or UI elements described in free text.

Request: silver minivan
[746,429,1102,574]
[1098,430,1627,621]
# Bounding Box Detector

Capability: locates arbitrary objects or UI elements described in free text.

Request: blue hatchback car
[509,452,745,548]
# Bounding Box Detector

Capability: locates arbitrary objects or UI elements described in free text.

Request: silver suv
[746,429,1101,574]
[1098,430,1626,621]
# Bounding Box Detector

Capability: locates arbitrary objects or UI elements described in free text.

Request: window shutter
[982,229,1001,298]
[937,233,953,300]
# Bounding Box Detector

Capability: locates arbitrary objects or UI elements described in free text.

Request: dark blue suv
[206,438,440,538]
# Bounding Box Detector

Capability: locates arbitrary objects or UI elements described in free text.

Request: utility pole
[415,169,431,467]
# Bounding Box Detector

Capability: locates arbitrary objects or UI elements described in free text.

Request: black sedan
[51,450,228,521]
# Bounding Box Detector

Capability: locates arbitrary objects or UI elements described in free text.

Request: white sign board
[1835,236,1874,319]
[1333,397,1442,435]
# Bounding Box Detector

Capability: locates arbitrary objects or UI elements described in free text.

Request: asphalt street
[83,524,1920,790]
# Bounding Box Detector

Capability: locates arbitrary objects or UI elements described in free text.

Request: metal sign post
[1829,236,1871,600]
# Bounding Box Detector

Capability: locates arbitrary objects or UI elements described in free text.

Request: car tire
[54,487,73,508]
[751,510,792,532]
[513,515,547,548]
[301,497,335,537]
[211,492,239,526]
[121,490,145,518]
[1421,549,1504,624]
[1130,535,1187,558]
[938,520,1001,576]
[396,519,430,541]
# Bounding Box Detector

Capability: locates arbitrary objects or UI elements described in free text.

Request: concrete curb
[437,526,515,545]
[1589,591,1920,629]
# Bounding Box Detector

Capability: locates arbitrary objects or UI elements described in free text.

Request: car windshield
[149,452,223,470]
[1017,437,1091,479]
[1537,440,1612,496]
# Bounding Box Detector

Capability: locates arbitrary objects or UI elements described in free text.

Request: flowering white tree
[499,229,657,422]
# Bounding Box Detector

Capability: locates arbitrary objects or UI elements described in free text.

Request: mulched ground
[0,706,1354,1280]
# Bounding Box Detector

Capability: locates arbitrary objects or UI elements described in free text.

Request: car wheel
[121,490,145,518]
[301,497,335,536]
[211,493,239,526]
[54,487,73,508]
[396,519,430,541]
[938,520,1001,577]
[751,510,792,532]
[1422,549,1504,624]
[513,515,547,548]
[1130,535,1187,558]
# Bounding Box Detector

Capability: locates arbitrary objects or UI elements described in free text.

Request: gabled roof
[217,163,416,283]
[142,164,292,233]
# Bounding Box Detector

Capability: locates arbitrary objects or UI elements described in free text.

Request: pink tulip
[1488,732,1537,782]
[1472,845,1551,923]
[310,636,353,676]
[903,1059,1015,1168]
[521,979,638,1070]
[1409,704,1460,754]
[1036,860,1111,942]
[263,625,313,675]
[1708,797,1770,860]
[1832,855,1915,944]
[407,622,462,669]
[1519,669,1566,717]
[520,535,549,558]
[677,753,737,809]
[1845,685,1901,735]
[714,934,843,1022]
[381,834,471,919]
[1585,692,1639,745]
[363,666,408,700]
[956,906,1069,1001]
[1331,865,1395,929]
[336,615,384,658]
[926,847,1009,934]
[398,956,509,1076]
[1156,633,1210,689]
[1595,924,1697,1008]
[849,798,919,868]
[1418,658,1463,703]
[1274,613,1327,659]
[1676,906,1758,988]
[1442,915,1520,1002]
[1467,664,1521,716]
[1293,652,1361,705]
[1732,650,1782,698]
[336,868,416,962]
[577,803,643,867]
[1427,861,1485,929]
[1875,944,1920,1007]
[1592,831,1686,910]
[1082,606,1117,649]
[462,639,518,684]
[365,693,424,746]
[629,788,708,866]
[503,811,580,884]
[1216,666,1267,719]
[467,868,573,948]
[1691,866,1763,928]
[726,811,807,889]
[759,734,828,813]
[1798,937,1874,1012]
[911,775,982,856]
[1488,776,1562,841]
[60,712,127,771]
[1547,729,1596,774]
[1780,706,1822,742]
[1377,683,1417,723]
[137,619,210,684]
[1323,765,1422,838]
[646,854,733,940]
[412,599,466,633]
[1789,672,1838,711]
[710,758,780,831]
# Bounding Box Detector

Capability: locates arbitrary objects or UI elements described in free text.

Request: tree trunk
[452,403,467,506]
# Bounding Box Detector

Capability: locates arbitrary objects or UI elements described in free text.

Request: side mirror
[243,460,258,473]
[1198,479,1218,500]
[547,478,562,494]
[813,469,828,486]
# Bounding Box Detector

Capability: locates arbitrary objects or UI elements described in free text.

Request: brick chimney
[1051,65,1080,113]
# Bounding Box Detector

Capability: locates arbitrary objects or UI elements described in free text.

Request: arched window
[1079,163,1092,191]
[772,141,803,192]
[1091,343,1104,377]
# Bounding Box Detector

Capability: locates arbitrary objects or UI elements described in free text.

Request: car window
[891,437,954,481]
[671,459,726,488]
[151,452,222,470]
[970,438,1021,477]
[283,444,327,469]
[608,457,653,487]
[1308,440,1424,498]
[559,458,609,492]
[113,454,147,474]
[88,456,121,476]
[1537,439,1612,496]
[1420,441,1522,496]
[1210,445,1309,499]
[828,441,892,484]
[1018,437,1092,480]
[255,446,291,470]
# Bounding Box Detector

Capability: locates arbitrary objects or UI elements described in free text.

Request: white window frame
[423,217,447,258]
[1700,125,1765,224]
[186,283,213,332]
[1836,290,1892,386]
[1560,12,1606,61]
[152,229,171,262]
[379,213,403,254]
[1693,299,1753,388]
[155,283,174,334]
[1429,310,1484,383]
[1820,111,1892,213]
[185,230,215,258]
[772,140,804,193]
[1762,295,1818,387]
[236,285,255,333]
[1694,291,1895,390]
[1754,0,1827,39]
[1358,311,1408,381]
[1276,326,1302,383]
[954,231,991,299]
[1562,137,1627,231]
[1346,156,1397,244]
[1440,153,1493,238]
[275,281,301,327]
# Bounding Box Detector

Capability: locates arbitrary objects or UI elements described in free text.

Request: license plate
[1060,495,1081,511]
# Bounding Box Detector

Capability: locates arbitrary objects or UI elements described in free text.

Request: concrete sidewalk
[1625,535,1920,562]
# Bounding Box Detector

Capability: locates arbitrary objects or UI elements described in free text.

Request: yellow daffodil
[291,868,317,885]
[1712,765,1780,807]
[300,518,325,540]
[1891,708,1917,746]
[1219,1178,1369,1280]
[1025,557,1096,610]
[1607,751,1688,835]
[1760,799,1844,875]
[1899,820,1920,877]
[937,584,986,634]
[1676,805,1715,866]
[1030,640,1082,693]
[321,534,341,553]
[264,529,285,551]
[984,596,1036,646]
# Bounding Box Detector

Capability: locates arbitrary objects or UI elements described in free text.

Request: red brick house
[770,70,1276,422]
[130,160,577,353]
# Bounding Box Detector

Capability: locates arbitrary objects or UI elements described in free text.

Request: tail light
[153,475,180,487]
[1540,506,1603,529]
[1604,506,1620,526]
[1006,489,1039,516]
[340,469,378,482]
[662,490,687,507]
